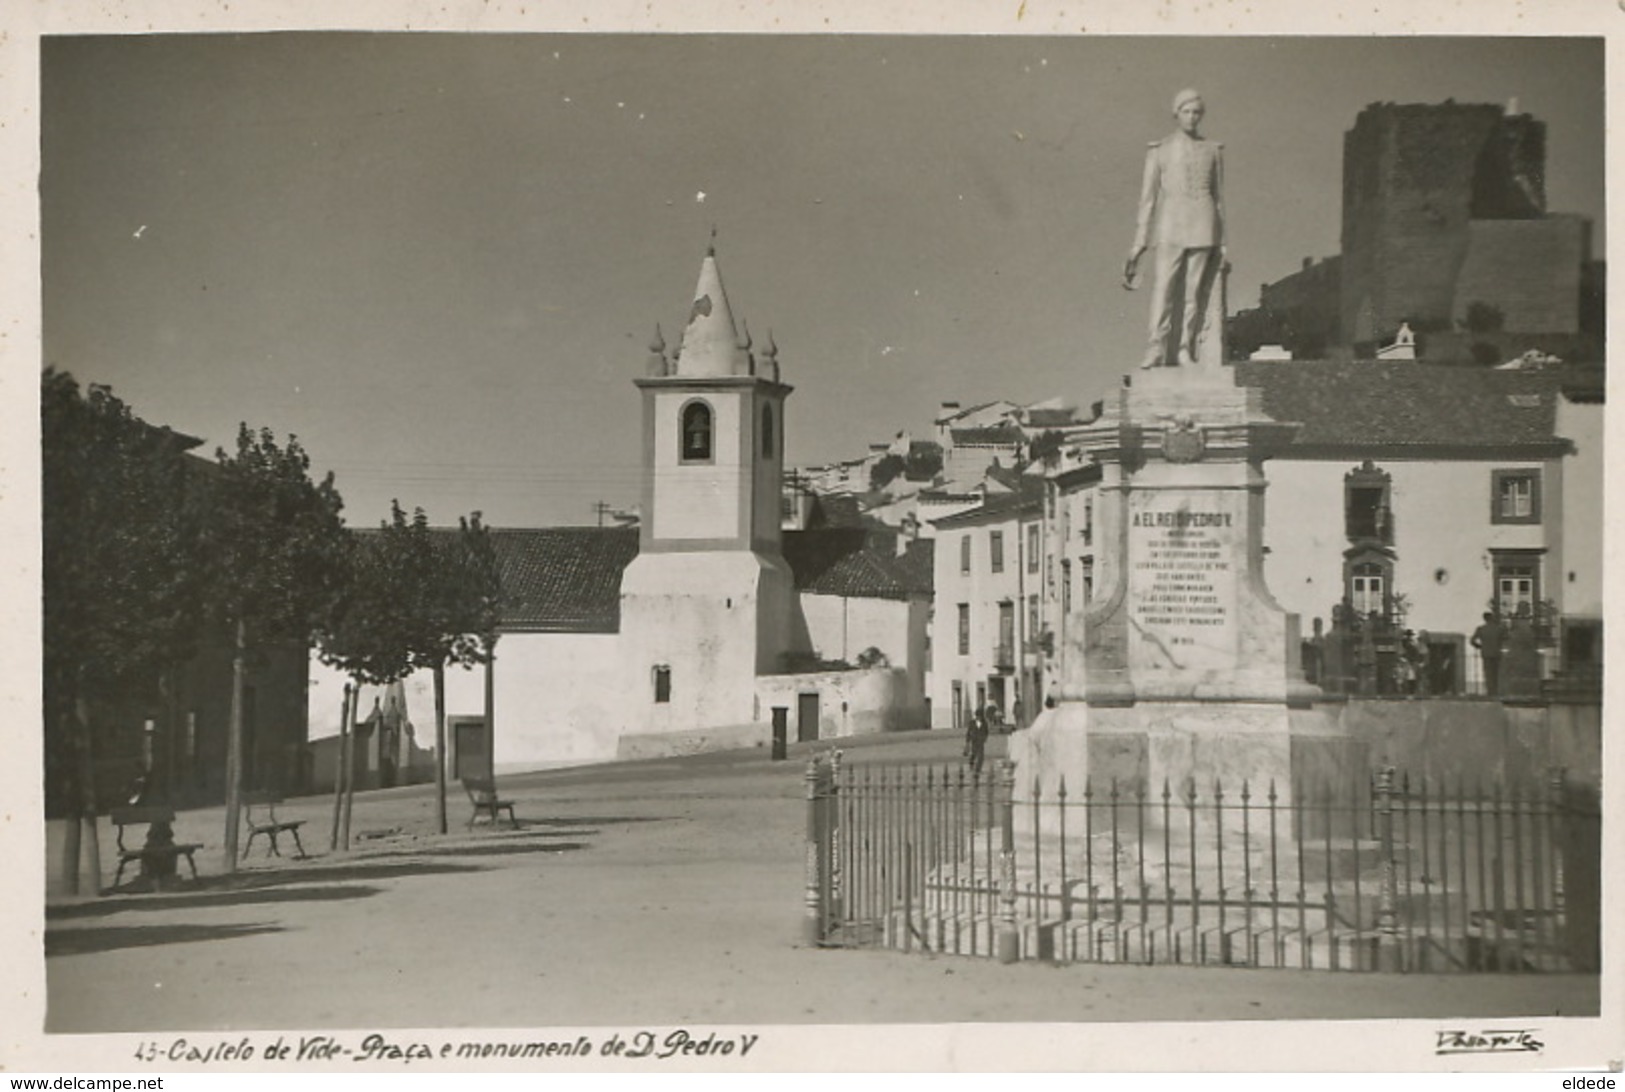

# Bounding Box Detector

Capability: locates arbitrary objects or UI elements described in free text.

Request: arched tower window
[761,403,775,458]
[681,400,713,463]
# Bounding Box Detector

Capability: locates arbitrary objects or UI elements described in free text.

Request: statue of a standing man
[1124,88,1225,369]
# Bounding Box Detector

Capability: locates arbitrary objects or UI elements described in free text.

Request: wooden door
[796,692,820,743]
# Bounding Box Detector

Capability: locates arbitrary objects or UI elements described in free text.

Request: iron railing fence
[804,757,1600,974]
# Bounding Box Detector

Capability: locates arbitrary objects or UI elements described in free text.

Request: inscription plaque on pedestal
[1127,491,1241,686]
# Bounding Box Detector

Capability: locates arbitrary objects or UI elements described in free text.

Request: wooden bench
[109,806,202,891]
[242,791,307,859]
[462,776,518,828]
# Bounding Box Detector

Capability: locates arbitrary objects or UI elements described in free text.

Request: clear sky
[40,34,1604,529]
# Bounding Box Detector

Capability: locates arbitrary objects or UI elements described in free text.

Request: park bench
[109,805,202,891]
[242,791,307,859]
[462,775,519,828]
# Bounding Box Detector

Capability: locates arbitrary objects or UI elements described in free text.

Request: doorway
[449,715,489,781]
[797,692,820,743]
[986,677,1006,729]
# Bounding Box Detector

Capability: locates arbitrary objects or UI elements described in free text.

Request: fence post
[828,749,843,926]
[1374,765,1403,971]
[803,755,827,947]
[996,759,1020,964]
[1547,766,1566,923]
[1556,771,1600,973]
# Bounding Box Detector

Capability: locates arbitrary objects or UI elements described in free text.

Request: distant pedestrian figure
[1471,611,1507,696]
[1411,630,1433,697]
[1396,629,1425,696]
[1503,608,1541,698]
[1302,616,1326,686]
[965,710,989,777]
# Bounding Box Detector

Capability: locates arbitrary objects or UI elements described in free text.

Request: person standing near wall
[1410,630,1433,697]
[1503,608,1541,698]
[965,709,988,777]
[1471,611,1507,696]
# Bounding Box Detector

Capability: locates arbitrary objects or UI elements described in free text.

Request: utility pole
[593,500,614,527]
[781,470,801,529]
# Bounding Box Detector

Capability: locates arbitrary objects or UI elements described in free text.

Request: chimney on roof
[940,401,961,413]
[897,512,919,555]
[1303,257,1313,270]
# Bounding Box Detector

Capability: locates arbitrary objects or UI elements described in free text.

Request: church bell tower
[617,246,799,740]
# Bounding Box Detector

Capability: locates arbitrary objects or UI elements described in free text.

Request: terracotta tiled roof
[489,527,639,632]
[1233,361,1572,451]
[481,525,921,629]
[935,400,1004,424]
[928,480,1043,529]
[1023,407,1077,428]
[782,529,924,602]
[893,538,936,596]
[950,423,1026,446]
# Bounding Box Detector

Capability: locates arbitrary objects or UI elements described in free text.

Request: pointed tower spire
[675,244,749,377]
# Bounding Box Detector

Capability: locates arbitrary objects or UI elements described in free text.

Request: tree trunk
[74,682,104,894]
[59,668,104,896]
[340,679,358,850]
[223,617,247,870]
[433,662,447,835]
[484,653,495,776]
[330,682,350,851]
[61,727,81,896]
[160,666,179,805]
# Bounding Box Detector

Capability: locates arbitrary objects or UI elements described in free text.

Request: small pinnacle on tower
[763,329,780,382]
[646,323,670,377]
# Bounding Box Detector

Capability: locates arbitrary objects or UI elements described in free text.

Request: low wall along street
[1326,698,1602,789]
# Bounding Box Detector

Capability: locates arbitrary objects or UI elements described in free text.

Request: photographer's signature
[1436,1029,1544,1055]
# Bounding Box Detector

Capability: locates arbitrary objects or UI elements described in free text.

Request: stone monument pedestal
[1012,365,1366,833]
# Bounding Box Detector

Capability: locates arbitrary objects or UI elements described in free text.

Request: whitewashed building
[927,481,1044,731]
[1238,360,1604,691]
[926,360,1603,722]
[311,251,930,772]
